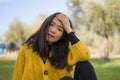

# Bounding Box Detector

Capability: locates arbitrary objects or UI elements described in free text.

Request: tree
[24,14,48,39]
[67,0,86,29]
[31,14,47,33]
[5,14,48,47]
[87,0,120,61]
[5,19,26,46]
[67,0,120,61]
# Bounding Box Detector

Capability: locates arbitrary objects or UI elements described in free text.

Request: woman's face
[46,16,64,43]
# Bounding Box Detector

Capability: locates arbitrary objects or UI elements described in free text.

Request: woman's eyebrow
[58,26,63,29]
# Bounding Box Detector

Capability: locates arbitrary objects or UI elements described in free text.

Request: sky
[0,0,68,39]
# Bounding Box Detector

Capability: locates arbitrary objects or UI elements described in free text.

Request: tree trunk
[100,34,110,61]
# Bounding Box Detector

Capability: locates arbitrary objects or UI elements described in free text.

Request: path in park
[91,53,120,58]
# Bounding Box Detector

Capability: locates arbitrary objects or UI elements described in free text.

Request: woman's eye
[50,23,54,26]
[58,28,63,32]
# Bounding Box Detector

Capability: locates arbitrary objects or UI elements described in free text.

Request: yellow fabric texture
[13,41,90,80]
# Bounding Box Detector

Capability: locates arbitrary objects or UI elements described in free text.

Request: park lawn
[90,58,120,80]
[0,58,120,80]
[0,58,15,80]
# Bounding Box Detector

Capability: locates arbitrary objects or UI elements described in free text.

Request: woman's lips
[48,34,55,38]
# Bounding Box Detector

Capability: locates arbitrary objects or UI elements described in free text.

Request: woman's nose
[50,27,56,33]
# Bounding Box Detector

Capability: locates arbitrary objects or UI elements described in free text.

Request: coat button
[44,70,48,75]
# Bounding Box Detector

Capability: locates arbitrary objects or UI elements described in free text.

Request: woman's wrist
[66,28,74,34]
[67,32,80,45]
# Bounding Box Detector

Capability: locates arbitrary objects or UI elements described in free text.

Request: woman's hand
[56,14,73,34]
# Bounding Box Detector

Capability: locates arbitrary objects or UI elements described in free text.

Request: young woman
[13,12,93,80]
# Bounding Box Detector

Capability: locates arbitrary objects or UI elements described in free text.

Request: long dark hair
[24,12,73,69]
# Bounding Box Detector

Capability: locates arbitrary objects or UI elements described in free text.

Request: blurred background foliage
[4,14,47,46]
[67,0,120,56]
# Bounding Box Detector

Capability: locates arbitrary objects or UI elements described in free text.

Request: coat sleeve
[67,41,90,65]
[13,45,26,80]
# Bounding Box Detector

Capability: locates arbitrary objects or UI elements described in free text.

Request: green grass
[0,58,15,80]
[0,58,120,80]
[90,58,120,80]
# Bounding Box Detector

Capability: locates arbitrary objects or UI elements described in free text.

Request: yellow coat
[13,41,90,80]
